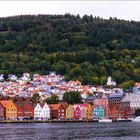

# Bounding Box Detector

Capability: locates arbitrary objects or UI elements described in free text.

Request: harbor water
[0,122,140,140]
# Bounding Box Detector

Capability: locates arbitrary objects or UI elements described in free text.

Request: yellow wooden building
[66,104,74,119]
[0,100,17,120]
[86,104,93,120]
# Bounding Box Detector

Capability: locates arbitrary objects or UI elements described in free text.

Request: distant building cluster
[0,72,140,121]
[0,72,106,100]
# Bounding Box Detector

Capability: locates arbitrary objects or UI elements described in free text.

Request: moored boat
[131,116,140,122]
[98,118,112,123]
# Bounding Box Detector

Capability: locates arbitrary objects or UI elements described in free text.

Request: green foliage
[135,109,140,117]
[46,94,60,104]
[32,93,40,102]
[63,91,82,104]
[0,15,140,85]
[121,80,135,90]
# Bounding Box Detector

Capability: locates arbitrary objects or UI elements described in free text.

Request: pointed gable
[49,104,62,111]
[0,100,16,108]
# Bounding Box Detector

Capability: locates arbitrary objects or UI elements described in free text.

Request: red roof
[49,104,62,110]
[0,100,12,108]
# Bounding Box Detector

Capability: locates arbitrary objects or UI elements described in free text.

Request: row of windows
[7,109,16,111]
[7,113,15,116]
[58,109,64,112]
[37,107,48,109]
[58,113,64,116]
[35,110,49,113]
[35,114,49,116]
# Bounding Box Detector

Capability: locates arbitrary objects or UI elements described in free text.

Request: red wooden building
[0,103,4,120]
[15,101,34,120]
[49,104,66,120]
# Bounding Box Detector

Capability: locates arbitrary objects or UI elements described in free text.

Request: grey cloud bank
[0,1,140,21]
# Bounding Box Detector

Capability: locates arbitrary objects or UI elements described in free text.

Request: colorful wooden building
[93,94,109,117]
[86,104,93,120]
[15,101,34,120]
[34,103,50,120]
[66,104,74,119]
[0,100,17,120]
[34,103,43,120]
[0,103,5,120]
[74,105,81,120]
[93,106,105,119]
[80,106,87,120]
[41,103,50,120]
[49,104,66,120]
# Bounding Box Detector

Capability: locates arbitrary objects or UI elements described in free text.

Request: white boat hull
[99,119,112,123]
[131,116,140,122]
[131,119,140,122]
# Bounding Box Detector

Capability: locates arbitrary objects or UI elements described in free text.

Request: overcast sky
[0,1,140,21]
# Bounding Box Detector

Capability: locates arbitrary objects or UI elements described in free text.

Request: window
[61,113,64,116]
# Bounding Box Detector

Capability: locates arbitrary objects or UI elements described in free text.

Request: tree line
[0,14,140,88]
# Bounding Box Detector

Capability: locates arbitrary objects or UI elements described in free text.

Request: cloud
[0,1,140,21]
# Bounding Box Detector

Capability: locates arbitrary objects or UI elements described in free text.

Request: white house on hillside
[107,76,116,86]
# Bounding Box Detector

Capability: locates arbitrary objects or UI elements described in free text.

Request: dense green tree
[63,91,82,104]
[32,93,40,102]
[121,81,135,90]
[46,95,60,104]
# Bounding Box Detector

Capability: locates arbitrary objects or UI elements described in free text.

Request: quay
[0,119,131,123]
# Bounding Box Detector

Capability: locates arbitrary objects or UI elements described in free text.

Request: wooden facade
[66,105,74,119]
[0,100,17,120]
[0,103,5,120]
[49,104,66,120]
[15,101,34,120]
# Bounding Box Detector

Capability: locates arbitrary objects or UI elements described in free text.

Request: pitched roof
[0,102,4,108]
[108,92,124,99]
[0,100,12,108]
[61,103,68,109]
[49,104,62,110]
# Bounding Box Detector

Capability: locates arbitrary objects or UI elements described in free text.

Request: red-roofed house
[49,104,66,120]
[0,100,17,120]
[15,101,34,120]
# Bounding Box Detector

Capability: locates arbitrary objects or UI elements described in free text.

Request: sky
[0,1,140,21]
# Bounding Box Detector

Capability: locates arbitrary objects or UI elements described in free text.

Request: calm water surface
[0,122,140,140]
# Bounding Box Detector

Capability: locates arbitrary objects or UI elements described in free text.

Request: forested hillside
[0,14,140,86]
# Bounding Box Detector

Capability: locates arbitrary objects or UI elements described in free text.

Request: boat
[98,118,112,123]
[131,116,140,122]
